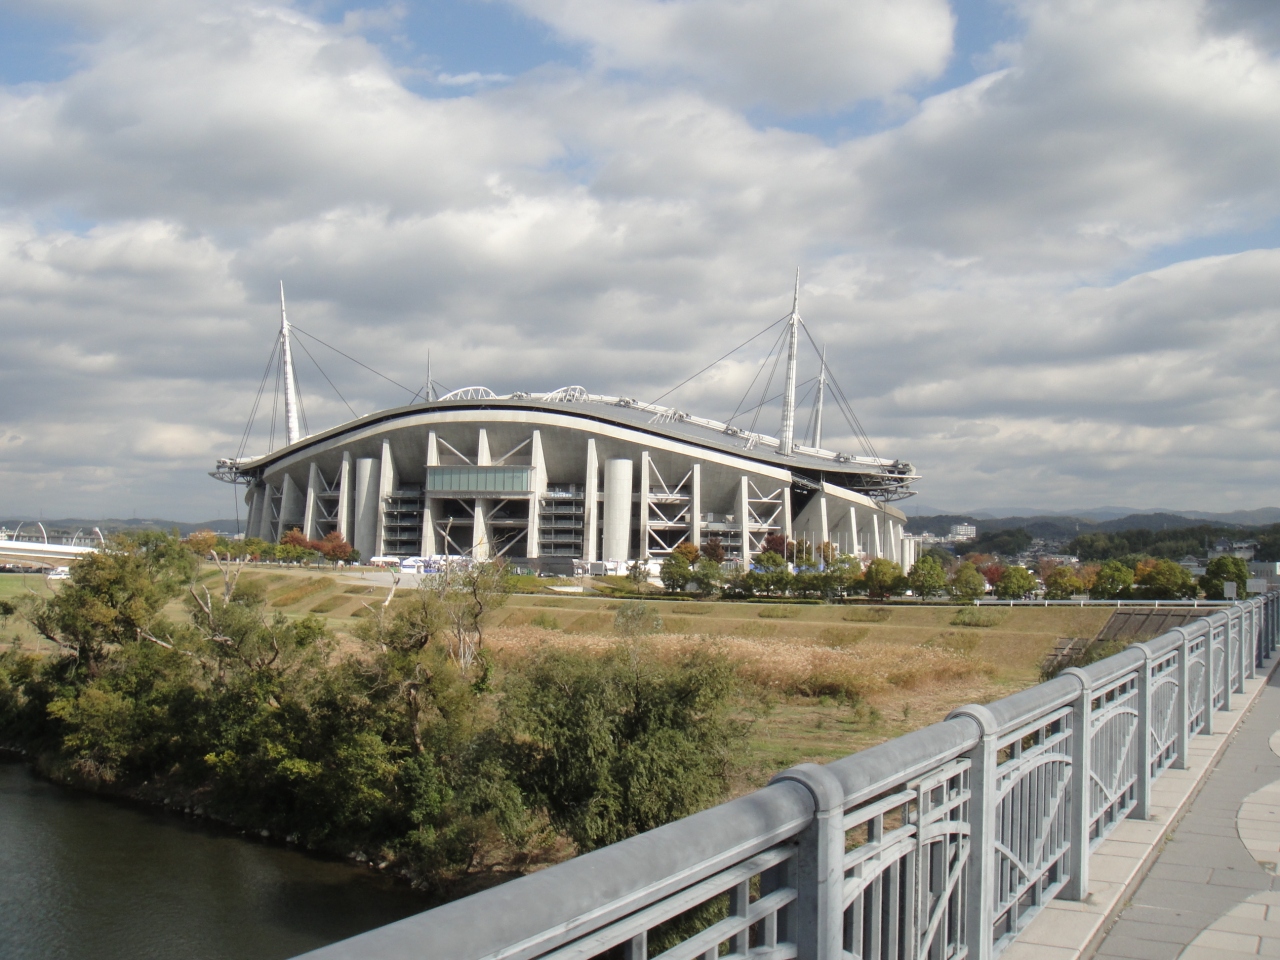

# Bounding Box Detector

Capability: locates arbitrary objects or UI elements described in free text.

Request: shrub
[950,607,1006,628]
[500,645,742,851]
[613,603,663,637]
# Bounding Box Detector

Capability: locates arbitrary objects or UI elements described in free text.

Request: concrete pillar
[782,486,792,541]
[338,451,353,543]
[690,463,702,550]
[421,432,438,556]
[584,439,599,562]
[277,473,303,542]
[526,430,545,559]
[246,484,265,540]
[377,440,395,557]
[739,476,751,564]
[818,496,829,548]
[639,452,651,558]
[470,428,495,560]
[871,513,882,559]
[303,463,322,541]
[261,483,278,539]
[849,507,861,556]
[354,457,380,560]
[472,501,489,560]
[602,458,633,562]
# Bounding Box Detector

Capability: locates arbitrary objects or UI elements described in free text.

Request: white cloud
[2,0,1280,518]
[507,0,955,111]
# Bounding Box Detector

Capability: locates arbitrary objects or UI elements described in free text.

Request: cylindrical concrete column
[354,457,381,560]
[601,458,633,562]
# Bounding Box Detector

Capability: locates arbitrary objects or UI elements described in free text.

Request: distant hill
[0,517,242,537]
[908,504,1280,525]
[904,510,1252,539]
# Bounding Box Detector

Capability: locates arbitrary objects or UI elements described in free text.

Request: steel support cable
[798,321,879,461]
[295,363,310,438]
[293,334,358,420]
[747,330,786,437]
[726,324,790,427]
[269,342,283,452]
[648,315,789,408]
[235,337,280,462]
[732,376,818,434]
[289,324,418,398]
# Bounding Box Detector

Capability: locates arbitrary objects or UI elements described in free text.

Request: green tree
[745,551,792,596]
[500,646,741,851]
[689,557,724,597]
[660,552,692,592]
[948,562,987,600]
[907,555,947,599]
[1089,560,1134,600]
[863,558,907,600]
[994,566,1037,600]
[625,560,648,591]
[824,554,863,598]
[1043,566,1084,600]
[23,533,195,675]
[1201,555,1248,600]
[1135,559,1197,600]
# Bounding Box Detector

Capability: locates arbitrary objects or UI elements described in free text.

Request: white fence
[297,593,1279,960]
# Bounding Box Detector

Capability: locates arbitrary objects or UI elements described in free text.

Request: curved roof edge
[217,393,920,499]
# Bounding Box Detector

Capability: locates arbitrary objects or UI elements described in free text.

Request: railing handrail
[295,592,1280,960]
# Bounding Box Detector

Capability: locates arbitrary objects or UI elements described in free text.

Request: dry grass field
[7,565,1117,790]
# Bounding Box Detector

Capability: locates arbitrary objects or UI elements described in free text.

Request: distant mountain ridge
[903,508,1277,540]
[905,504,1280,525]
[0,517,242,536]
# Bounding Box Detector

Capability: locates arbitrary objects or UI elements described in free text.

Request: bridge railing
[299,592,1280,960]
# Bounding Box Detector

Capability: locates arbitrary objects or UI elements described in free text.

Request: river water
[0,760,433,960]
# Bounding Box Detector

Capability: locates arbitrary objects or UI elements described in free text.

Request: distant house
[1209,539,1257,561]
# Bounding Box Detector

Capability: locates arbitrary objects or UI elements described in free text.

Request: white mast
[280,281,302,446]
[778,270,800,457]
[812,345,826,449]
[427,349,434,402]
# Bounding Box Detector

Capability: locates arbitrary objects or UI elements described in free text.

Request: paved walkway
[1095,667,1280,959]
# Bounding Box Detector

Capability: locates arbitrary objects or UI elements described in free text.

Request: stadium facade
[215,289,920,570]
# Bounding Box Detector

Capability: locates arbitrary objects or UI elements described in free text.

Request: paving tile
[1216,913,1280,937]
[1085,933,1180,960]
[1193,927,1261,951]
[1178,946,1257,960]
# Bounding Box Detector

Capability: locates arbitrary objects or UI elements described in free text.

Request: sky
[2,0,1280,521]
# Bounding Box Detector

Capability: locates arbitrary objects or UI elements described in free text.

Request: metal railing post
[1244,605,1256,680]
[1173,626,1190,770]
[948,704,997,960]
[1203,623,1216,736]
[771,764,846,960]
[1061,668,1092,901]
[1235,610,1246,694]
[1133,644,1153,820]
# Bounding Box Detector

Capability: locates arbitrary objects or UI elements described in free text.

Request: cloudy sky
[2,0,1280,521]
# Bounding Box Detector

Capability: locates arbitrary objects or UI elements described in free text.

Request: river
[0,760,434,960]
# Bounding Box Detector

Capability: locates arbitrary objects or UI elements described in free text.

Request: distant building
[1209,538,1257,561]
[949,524,977,541]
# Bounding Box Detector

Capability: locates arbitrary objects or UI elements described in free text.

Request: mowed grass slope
[489,595,1113,787]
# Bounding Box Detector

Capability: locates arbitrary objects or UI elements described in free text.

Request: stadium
[214,286,920,572]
